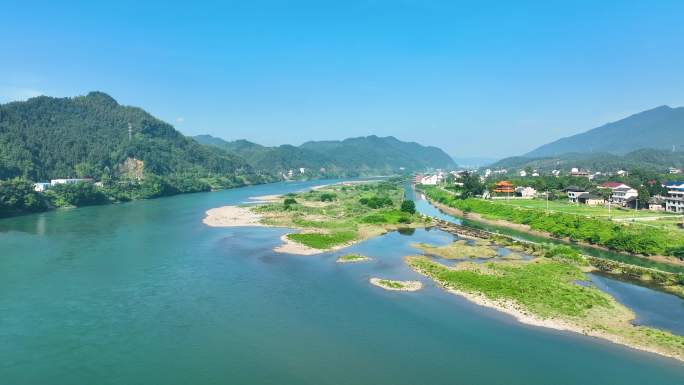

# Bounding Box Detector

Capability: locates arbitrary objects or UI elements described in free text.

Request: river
[1,180,683,384]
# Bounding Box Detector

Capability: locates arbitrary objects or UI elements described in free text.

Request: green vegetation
[0,92,274,217]
[0,179,48,217]
[287,231,357,249]
[378,279,405,289]
[400,200,416,214]
[413,240,498,259]
[336,254,370,263]
[194,134,456,176]
[407,253,684,359]
[407,256,610,317]
[422,186,684,257]
[495,198,674,219]
[0,92,255,181]
[255,179,425,250]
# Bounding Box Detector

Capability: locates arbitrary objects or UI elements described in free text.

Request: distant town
[414,165,684,215]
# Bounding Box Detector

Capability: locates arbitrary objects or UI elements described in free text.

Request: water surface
[1,181,684,384]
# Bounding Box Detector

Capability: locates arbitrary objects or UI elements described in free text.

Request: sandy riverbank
[203,206,265,227]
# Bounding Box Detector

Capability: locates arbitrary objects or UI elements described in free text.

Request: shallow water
[1,180,684,384]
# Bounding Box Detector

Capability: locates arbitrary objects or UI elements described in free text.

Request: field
[421,186,684,257]
[495,198,678,220]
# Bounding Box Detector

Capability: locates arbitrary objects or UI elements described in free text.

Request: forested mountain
[194,134,456,174]
[193,135,334,173]
[491,148,684,173]
[526,105,684,157]
[0,92,252,181]
[300,136,457,172]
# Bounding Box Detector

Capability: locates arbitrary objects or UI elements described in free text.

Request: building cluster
[33,178,94,192]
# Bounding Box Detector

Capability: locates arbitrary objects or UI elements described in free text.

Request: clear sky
[2,0,684,158]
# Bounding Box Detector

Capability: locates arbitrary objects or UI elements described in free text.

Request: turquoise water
[1,180,684,384]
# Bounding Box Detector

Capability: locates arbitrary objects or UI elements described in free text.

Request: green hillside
[526,105,684,157]
[492,149,684,173]
[194,134,456,175]
[0,92,252,181]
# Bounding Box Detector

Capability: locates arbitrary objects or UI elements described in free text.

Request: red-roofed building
[493,181,514,194]
[600,182,627,189]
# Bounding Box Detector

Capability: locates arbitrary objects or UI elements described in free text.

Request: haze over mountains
[0,92,455,181]
[493,105,684,172]
[526,105,684,157]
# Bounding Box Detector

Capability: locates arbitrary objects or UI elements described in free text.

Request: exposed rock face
[119,157,145,180]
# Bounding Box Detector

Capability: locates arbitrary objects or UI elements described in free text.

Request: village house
[33,182,51,192]
[647,196,666,211]
[665,182,684,213]
[611,186,639,206]
[668,167,682,174]
[515,186,537,198]
[420,174,442,185]
[50,178,93,186]
[576,192,604,206]
[565,186,588,204]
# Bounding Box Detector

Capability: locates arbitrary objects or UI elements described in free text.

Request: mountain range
[194,134,456,175]
[0,92,455,181]
[493,105,684,172]
[526,105,684,157]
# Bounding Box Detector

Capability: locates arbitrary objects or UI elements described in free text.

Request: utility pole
[546,189,549,213]
[608,199,612,220]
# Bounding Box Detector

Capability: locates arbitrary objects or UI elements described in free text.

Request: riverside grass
[336,254,370,263]
[420,185,684,257]
[407,254,684,361]
[412,239,498,260]
[253,179,428,252]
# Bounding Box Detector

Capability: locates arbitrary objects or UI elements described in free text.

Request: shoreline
[409,262,684,363]
[426,197,684,268]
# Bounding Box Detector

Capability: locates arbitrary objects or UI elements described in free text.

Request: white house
[519,170,527,177]
[565,186,588,204]
[611,186,638,205]
[665,182,684,213]
[420,174,443,185]
[515,186,537,198]
[33,182,50,192]
[50,178,93,186]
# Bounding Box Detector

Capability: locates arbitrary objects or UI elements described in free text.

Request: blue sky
[2,0,684,157]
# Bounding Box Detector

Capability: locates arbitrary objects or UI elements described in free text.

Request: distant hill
[451,157,498,168]
[193,135,333,173]
[491,148,684,173]
[0,92,252,180]
[526,105,684,157]
[195,135,456,174]
[300,135,456,172]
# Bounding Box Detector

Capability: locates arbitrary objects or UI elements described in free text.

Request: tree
[636,185,650,209]
[401,200,416,214]
[460,172,485,199]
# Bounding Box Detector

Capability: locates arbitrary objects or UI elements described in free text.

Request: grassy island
[369,278,422,291]
[336,254,371,263]
[412,239,498,259]
[251,179,429,253]
[407,250,684,361]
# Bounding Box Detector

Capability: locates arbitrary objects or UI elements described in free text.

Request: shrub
[400,200,416,214]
